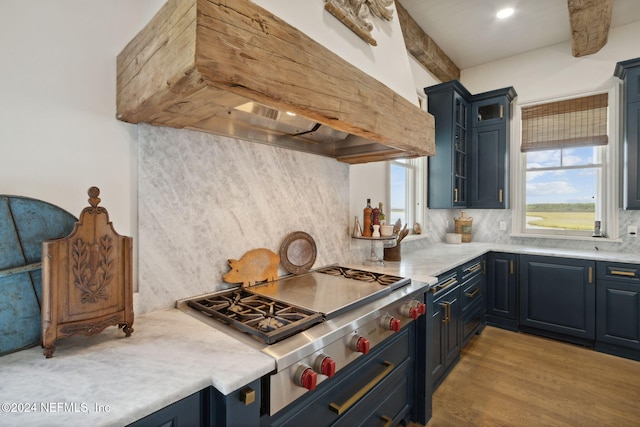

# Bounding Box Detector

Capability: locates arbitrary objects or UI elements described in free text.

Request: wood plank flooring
[423,326,640,427]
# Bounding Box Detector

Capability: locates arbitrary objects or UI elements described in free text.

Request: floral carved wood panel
[325,0,395,46]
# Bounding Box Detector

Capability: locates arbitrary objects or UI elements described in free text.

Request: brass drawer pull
[465,288,480,298]
[454,188,459,203]
[588,266,593,284]
[610,269,636,277]
[439,302,449,324]
[381,415,393,427]
[499,189,503,203]
[509,260,514,275]
[432,277,457,293]
[467,264,482,274]
[329,361,395,415]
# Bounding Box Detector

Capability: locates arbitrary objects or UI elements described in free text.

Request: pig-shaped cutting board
[223,248,280,287]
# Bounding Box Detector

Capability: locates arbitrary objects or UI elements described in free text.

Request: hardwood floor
[425,326,640,427]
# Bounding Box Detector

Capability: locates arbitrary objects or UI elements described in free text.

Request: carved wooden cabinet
[41,187,134,357]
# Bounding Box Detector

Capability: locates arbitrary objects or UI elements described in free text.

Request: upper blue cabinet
[425,81,516,209]
[615,57,640,209]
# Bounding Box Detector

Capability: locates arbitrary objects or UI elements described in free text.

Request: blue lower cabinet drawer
[268,326,412,427]
[334,360,411,427]
[462,300,485,346]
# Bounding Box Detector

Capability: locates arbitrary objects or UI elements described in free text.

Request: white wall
[0,1,165,237]
[461,22,640,102]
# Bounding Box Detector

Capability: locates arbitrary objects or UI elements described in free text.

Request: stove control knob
[400,300,427,319]
[350,335,370,355]
[294,364,317,391]
[381,314,401,332]
[314,354,336,378]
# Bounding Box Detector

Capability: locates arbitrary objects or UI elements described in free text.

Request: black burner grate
[187,289,323,344]
[315,266,406,286]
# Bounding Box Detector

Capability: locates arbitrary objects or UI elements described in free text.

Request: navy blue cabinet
[596,262,640,360]
[615,57,640,209]
[430,271,460,389]
[519,255,595,343]
[469,87,516,209]
[425,81,515,209]
[459,257,486,347]
[487,252,518,331]
[425,81,471,209]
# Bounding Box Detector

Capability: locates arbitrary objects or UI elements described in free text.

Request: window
[515,90,618,239]
[388,157,426,231]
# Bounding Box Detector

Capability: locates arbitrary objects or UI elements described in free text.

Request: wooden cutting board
[0,196,77,356]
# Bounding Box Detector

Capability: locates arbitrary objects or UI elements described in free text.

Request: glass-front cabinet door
[453,96,467,206]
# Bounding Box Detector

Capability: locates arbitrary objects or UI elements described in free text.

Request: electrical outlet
[628,226,638,237]
[499,221,507,231]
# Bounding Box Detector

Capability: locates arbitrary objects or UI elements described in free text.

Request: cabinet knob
[239,387,255,406]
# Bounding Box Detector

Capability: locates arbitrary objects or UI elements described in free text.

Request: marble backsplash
[136,125,352,314]
[135,123,640,313]
[417,208,640,254]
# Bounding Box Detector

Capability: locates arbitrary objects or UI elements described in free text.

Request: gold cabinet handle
[483,260,487,275]
[588,266,593,284]
[468,263,482,274]
[329,361,395,415]
[610,269,636,277]
[381,415,393,427]
[465,288,480,298]
[446,302,451,325]
[500,104,504,119]
[499,189,503,203]
[454,188,459,203]
[239,387,255,406]
[432,277,457,293]
[509,260,514,275]
[439,302,448,323]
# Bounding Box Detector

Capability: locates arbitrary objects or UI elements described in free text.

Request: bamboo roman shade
[521,93,608,152]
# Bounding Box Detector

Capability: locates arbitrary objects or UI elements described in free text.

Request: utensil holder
[383,242,401,261]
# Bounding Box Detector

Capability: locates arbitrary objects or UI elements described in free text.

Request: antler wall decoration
[325,0,395,46]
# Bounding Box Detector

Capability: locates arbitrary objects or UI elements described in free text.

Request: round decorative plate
[279,231,317,274]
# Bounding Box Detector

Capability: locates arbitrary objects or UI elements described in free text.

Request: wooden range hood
[116,0,435,164]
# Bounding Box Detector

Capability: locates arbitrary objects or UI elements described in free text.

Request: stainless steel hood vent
[116,0,435,164]
[231,101,349,143]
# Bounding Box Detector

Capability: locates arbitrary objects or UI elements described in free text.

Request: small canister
[454,211,473,243]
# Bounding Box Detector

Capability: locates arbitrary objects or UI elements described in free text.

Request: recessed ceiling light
[496,7,514,19]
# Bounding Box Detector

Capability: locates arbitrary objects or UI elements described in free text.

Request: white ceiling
[398,0,640,69]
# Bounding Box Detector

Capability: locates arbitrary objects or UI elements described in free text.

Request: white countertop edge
[0,308,275,427]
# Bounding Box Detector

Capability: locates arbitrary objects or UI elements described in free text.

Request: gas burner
[187,289,323,344]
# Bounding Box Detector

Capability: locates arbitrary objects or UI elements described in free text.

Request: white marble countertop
[2,241,638,426]
[351,242,640,281]
[0,308,274,427]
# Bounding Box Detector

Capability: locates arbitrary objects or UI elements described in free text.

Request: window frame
[511,84,620,241]
[387,156,427,235]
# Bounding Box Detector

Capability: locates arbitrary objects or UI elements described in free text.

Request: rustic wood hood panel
[116,0,435,164]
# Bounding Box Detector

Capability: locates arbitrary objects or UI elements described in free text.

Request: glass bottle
[378,202,386,225]
[363,199,373,237]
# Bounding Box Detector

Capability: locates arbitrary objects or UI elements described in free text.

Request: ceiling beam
[396,2,460,82]
[567,0,613,57]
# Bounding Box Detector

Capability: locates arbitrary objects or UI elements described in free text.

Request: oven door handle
[329,360,395,415]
